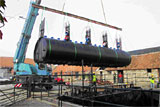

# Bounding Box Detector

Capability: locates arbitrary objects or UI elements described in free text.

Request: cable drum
[34,37,131,67]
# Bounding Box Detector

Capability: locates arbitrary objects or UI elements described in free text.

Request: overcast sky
[0,0,160,59]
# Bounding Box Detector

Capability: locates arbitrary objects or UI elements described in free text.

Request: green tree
[0,0,6,39]
[0,0,6,26]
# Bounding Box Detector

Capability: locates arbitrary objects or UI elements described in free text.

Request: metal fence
[0,83,28,106]
[93,73,159,88]
[53,71,160,107]
[56,71,157,88]
[0,70,159,107]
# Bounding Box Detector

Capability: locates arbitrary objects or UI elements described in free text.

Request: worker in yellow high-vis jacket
[92,72,97,86]
[150,74,154,89]
[92,72,97,93]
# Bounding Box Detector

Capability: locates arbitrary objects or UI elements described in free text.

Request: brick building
[52,65,97,81]
[0,57,97,81]
[95,46,160,88]
[1,46,160,88]
[0,57,35,75]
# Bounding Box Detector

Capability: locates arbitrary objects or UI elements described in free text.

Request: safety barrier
[0,70,159,106]
[52,69,160,107]
[0,85,28,106]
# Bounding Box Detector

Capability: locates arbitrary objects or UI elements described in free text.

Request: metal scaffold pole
[82,59,84,95]
[71,71,73,96]
[60,71,62,107]
[91,64,93,86]
[82,59,84,107]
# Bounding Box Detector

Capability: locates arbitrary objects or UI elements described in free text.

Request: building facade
[95,49,160,88]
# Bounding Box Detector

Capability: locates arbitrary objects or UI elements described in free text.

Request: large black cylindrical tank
[34,37,131,67]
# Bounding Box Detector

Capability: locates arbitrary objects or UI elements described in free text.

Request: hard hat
[93,72,95,74]
[151,74,154,76]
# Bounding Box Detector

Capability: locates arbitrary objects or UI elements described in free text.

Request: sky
[0,0,160,59]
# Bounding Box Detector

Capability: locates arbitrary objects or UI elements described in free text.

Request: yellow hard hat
[93,72,95,74]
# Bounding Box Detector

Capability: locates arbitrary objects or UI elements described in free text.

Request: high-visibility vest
[150,77,154,83]
[93,75,96,82]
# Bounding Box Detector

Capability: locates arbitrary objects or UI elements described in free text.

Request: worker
[92,72,97,93]
[150,74,155,89]
[64,23,70,41]
[102,42,108,47]
[118,72,123,83]
[85,36,91,44]
[92,72,97,86]
[113,72,116,84]
[85,28,91,45]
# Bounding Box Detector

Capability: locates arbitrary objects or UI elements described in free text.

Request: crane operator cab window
[38,63,46,70]
[38,63,52,73]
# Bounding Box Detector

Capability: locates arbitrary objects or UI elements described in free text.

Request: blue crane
[13,0,51,76]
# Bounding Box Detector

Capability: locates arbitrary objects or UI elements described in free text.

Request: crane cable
[40,7,49,36]
[100,0,115,48]
[61,0,68,39]
[62,0,67,12]
[100,0,107,24]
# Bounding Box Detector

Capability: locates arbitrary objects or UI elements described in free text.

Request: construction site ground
[11,97,80,107]
[1,81,159,107]
[0,83,81,107]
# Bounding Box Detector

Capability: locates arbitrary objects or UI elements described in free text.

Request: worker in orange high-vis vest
[150,74,155,89]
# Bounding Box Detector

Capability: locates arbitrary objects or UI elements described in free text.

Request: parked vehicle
[54,78,65,84]
[0,76,9,81]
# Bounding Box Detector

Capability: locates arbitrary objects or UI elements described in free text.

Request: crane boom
[13,1,40,64]
[13,1,42,74]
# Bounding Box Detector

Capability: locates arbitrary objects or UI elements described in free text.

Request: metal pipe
[60,71,62,107]
[71,71,73,96]
[82,59,84,97]
[41,82,42,100]
[90,64,93,86]
[14,87,15,104]
[58,82,60,106]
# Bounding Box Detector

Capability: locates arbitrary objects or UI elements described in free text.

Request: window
[107,71,112,74]
[147,69,151,73]
[75,72,79,78]
[100,71,103,81]
[100,71,103,75]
